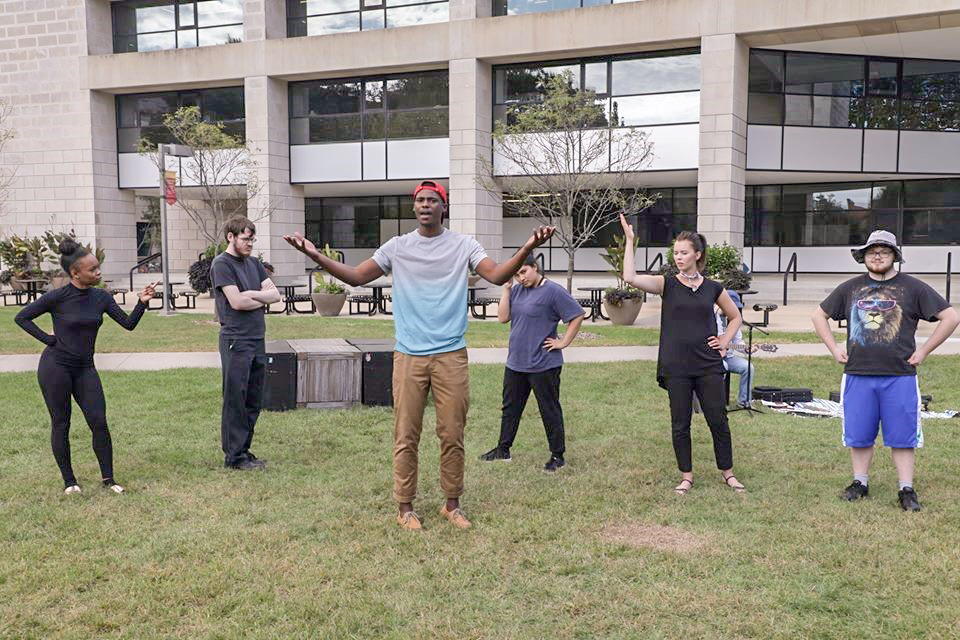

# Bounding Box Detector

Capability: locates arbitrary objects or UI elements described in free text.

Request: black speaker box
[348,340,395,407]
[752,386,813,403]
[263,340,297,411]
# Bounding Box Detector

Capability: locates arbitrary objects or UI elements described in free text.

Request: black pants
[664,373,732,473]
[219,336,265,467]
[498,366,565,456]
[37,349,113,486]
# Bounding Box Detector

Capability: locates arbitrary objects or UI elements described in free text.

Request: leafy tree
[137,105,271,247]
[482,70,656,291]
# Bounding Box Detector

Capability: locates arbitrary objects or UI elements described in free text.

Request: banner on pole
[163,170,177,205]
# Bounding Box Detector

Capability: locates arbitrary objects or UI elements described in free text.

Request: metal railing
[130,252,161,291]
[947,252,953,304]
[645,253,663,273]
[782,252,798,306]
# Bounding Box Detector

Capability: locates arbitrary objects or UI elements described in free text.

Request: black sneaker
[841,480,868,501]
[898,487,921,512]
[479,447,511,462]
[543,456,565,473]
[227,459,265,471]
[246,453,267,469]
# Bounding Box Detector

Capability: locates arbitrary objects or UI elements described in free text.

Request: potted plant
[600,232,644,325]
[311,243,347,316]
[1,234,47,290]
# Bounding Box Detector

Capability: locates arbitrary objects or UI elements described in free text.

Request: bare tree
[482,70,656,291]
[138,106,271,247]
[0,98,16,218]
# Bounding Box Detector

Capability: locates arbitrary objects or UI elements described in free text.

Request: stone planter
[311,292,347,317]
[603,297,643,326]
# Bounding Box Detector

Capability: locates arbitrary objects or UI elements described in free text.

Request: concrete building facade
[1,0,959,281]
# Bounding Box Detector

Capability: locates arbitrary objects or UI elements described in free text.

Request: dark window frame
[111,0,244,54]
[116,86,246,153]
[289,71,449,145]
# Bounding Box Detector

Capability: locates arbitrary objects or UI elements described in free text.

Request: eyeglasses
[856,299,897,312]
[237,236,256,244]
[865,249,894,258]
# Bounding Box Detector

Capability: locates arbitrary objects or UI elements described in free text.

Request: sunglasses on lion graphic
[856,299,898,312]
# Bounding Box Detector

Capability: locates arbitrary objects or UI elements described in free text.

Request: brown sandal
[674,478,693,495]
[722,473,746,493]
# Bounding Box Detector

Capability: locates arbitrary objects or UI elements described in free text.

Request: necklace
[678,270,701,282]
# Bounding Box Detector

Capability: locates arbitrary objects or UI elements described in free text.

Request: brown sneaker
[439,505,472,529]
[396,510,423,531]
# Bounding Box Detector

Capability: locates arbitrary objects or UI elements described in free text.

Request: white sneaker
[64,485,81,495]
[104,482,124,494]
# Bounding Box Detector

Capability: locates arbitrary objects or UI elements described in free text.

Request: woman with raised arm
[618,214,745,495]
[15,238,158,495]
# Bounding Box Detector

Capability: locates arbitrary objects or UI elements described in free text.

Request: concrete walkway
[3,338,960,373]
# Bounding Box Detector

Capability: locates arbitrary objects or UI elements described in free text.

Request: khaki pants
[392,348,469,503]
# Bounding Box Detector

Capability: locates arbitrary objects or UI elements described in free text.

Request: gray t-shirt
[506,280,585,373]
[210,252,268,338]
[372,228,488,355]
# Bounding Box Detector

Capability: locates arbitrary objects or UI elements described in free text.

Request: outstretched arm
[619,214,664,294]
[283,233,383,286]
[908,306,960,365]
[474,226,555,285]
[104,281,157,331]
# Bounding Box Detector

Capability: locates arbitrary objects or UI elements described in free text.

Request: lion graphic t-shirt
[820,273,949,376]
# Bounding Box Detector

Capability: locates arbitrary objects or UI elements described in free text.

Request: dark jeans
[664,373,732,473]
[498,366,565,457]
[219,336,265,467]
[37,349,113,485]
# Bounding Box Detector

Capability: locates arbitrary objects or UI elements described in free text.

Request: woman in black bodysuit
[15,238,157,495]
[618,215,746,495]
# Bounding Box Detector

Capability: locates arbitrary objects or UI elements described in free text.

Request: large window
[289,72,448,144]
[748,49,960,132]
[305,196,419,248]
[493,50,700,128]
[504,187,697,247]
[494,0,634,17]
[745,179,960,246]
[116,87,245,152]
[112,1,243,53]
[287,0,447,36]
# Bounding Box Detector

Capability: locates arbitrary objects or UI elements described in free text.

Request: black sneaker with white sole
[479,447,511,462]
[543,456,565,473]
[841,480,868,501]
[898,487,921,512]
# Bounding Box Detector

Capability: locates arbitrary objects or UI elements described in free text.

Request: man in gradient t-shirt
[285,180,554,531]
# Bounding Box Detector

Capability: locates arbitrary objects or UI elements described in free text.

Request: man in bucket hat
[812,230,958,511]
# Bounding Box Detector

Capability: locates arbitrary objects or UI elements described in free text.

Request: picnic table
[269,277,310,315]
[576,287,610,322]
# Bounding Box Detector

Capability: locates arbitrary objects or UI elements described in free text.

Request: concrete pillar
[450,0,492,20]
[244,0,287,42]
[245,76,305,278]
[448,58,502,262]
[697,33,748,249]
[88,90,137,281]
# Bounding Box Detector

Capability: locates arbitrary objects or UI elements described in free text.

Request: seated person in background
[715,289,754,409]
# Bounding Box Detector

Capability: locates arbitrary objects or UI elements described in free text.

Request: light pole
[157,143,193,316]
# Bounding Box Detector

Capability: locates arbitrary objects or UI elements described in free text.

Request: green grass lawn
[0,307,841,354]
[1,357,959,638]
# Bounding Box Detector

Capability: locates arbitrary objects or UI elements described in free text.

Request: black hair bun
[58,237,81,255]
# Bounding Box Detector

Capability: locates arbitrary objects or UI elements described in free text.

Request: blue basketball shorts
[840,374,923,449]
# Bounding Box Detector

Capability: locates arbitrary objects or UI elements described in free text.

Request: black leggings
[37,350,114,486]
[664,373,732,473]
[498,366,565,456]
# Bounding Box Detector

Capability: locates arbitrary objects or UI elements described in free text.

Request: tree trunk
[565,251,575,293]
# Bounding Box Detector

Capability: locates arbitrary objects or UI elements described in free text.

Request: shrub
[188,256,214,293]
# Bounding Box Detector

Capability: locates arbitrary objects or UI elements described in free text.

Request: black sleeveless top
[656,275,725,387]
